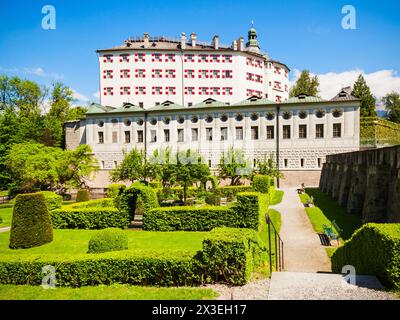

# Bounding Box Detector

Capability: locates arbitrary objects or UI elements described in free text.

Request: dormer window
[199,54,208,62]
[165,53,176,62]
[119,54,129,62]
[103,55,113,63]
[184,54,194,62]
[152,53,162,62]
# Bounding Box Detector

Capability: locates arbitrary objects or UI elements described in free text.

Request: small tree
[147,148,176,187]
[384,91,400,123]
[256,154,283,179]
[110,148,149,183]
[352,74,377,118]
[218,147,252,186]
[289,70,320,97]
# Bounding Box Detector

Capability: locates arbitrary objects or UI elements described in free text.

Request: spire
[246,21,260,53]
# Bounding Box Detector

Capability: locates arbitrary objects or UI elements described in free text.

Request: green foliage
[67,198,115,209]
[218,147,252,185]
[9,193,53,249]
[332,223,400,290]
[215,185,253,199]
[255,154,283,179]
[76,189,90,202]
[106,184,126,198]
[51,207,129,229]
[289,70,320,97]
[384,91,400,123]
[252,175,271,193]
[110,149,148,182]
[116,184,159,220]
[205,193,221,206]
[148,180,162,189]
[361,117,400,146]
[40,191,62,211]
[352,74,377,117]
[201,175,219,191]
[88,228,128,253]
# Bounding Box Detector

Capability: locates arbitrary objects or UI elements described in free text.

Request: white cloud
[72,90,89,102]
[92,91,100,101]
[290,69,400,110]
[0,66,64,80]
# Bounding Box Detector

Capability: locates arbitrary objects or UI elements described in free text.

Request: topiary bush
[215,186,253,199]
[40,191,63,211]
[332,223,400,290]
[88,228,128,253]
[148,180,162,189]
[252,175,271,193]
[76,189,90,202]
[106,184,126,199]
[9,193,53,249]
[68,198,115,209]
[205,192,221,206]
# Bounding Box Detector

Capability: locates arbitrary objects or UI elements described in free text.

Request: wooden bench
[322,220,342,246]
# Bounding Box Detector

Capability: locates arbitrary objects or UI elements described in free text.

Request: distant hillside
[377,110,387,118]
[360,117,400,147]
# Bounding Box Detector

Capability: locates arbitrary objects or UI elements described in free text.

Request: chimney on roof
[232,39,238,51]
[213,35,219,50]
[190,32,197,47]
[238,37,244,51]
[181,32,187,50]
[143,32,150,48]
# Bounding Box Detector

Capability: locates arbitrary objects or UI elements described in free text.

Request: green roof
[146,100,186,112]
[86,103,116,114]
[113,103,144,113]
[285,94,326,104]
[233,96,275,106]
[190,98,230,109]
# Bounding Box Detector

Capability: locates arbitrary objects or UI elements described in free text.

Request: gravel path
[0,227,10,233]
[206,279,270,300]
[270,188,331,272]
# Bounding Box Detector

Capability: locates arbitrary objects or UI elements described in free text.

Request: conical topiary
[9,193,53,249]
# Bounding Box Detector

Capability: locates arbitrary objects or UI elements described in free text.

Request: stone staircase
[129,214,143,230]
[267,272,396,300]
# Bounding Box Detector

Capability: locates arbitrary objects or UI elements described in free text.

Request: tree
[351,75,377,117]
[110,149,148,183]
[147,148,176,187]
[289,70,320,97]
[173,150,210,204]
[218,147,252,186]
[256,154,283,179]
[383,91,400,123]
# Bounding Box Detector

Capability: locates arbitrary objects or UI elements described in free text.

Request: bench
[304,196,314,207]
[322,220,342,246]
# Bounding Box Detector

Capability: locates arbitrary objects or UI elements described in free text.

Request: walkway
[270,187,331,272]
[0,227,10,233]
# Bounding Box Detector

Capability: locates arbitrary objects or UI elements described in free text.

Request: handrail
[266,212,284,275]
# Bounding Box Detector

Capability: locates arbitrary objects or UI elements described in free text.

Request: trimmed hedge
[332,223,400,290]
[106,184,126,199]
[149,180,163,189]
[144,192,264,232]
[9,193,53,249]
[67,198,115,209]
[205,193,221,206]
[88,228,128,253]
[117,185,159,219]
[51,207,129,229]
[216,186,253,199]
[40,191,63,211]
[76,189,90,202]
[156,186,198,202]
[252,175,271,193]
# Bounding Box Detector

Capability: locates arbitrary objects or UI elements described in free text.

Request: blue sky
[1,0,399,105]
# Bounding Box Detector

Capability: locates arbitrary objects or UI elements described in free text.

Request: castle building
[97,28,290,108]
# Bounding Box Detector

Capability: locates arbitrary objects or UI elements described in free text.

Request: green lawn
[0,229,208,256]
[270,190,284,205]
[0,284,218,300]
[301,188,362,241]
[325,247,337,259]
[0,206,13,228]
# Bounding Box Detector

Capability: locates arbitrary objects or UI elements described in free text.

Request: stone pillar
[337,164,352,207]
[331,163,344,200]
[347,164,367,215]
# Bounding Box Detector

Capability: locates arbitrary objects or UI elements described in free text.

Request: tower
[246,22,260,54]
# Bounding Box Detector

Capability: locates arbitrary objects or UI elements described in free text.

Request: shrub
[40,191,63,211]
[205,193,221,206]
[149,180,162,189]
[76,189,90,202]
[67,198,115,209]
[88,228,128,253]
[216,186,253,198]
[9,193,53,249]
[0,216,2,224]
[106,184,126,198]
[332,223,400,290]
[51,207,129,229]
[252,175,271,193]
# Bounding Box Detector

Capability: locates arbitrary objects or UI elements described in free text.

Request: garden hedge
[51,207,129,229]
[88,228,128,253]
[40,191,63,211]
[332,223,400,290]
[252,175,271,193]
[106,184,126,198]
[215,186,253,198]
[67,198,115,209]
[9,193,53,249]
[76,189,90,202]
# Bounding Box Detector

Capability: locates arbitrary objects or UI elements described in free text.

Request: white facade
[97,30,290,109]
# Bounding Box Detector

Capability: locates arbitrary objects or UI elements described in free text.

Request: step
[268,271,389,300]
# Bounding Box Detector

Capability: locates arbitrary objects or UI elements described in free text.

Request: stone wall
[319,146,400,223]
[64,120,82,150]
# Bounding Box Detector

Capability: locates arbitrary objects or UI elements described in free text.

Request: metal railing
[266,212,284,274]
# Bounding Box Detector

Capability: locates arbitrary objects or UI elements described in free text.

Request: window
[316,109,325,118]
[199,54,208,62]
[150,130,157,142]
[103,55,113,63]
[222,54,232,63]
[164,129,170,142]
[166,87,176,95]
[136,69,145,78]
[282,111,291,120]
[136,87,146,95]
[284,159,288,168]
[333,123,342,138]
[276,95,282,103]
[316,124,324,138]
[97,121,104,128]
[101,161,105,169]
[177,116,185,124]
[98,132,104,144]
[112,132,118,143]
[250,113,259,121]
[223,87,232,95]
[246,57,253,66]
[333,109,343,118]
[220,114,228,122]
[135,53,145,62]
[246,72,253,81]
[299,125,307,139]
[113,161,118,169]
[223,70,232,78]
[251,126,259,140]
[211,54,220,62]
[120,69,130,78]
[266,126,274,139]
[165,53,176,62]
[166,69,176,78]
[177,129,184,142]
[299,111,308,119]
[188,102,193,106]
[152,53,162,62]
[185,69,194,78]
[300,159,305,168]
[199,87,208,95]
[120,87,131,95]
[211,70,220,78]
[150,118,157,125]
[236,127,243,140]
[152,86,162,95]
[208,159,212,167]
[283,125,291,139]
[139,102,144,108]
[266,112,275,121]
[200,70,208,78]
[153,69,162,78]
[274,66,281,74]
[104,70,113,79]
[255,75,262,83]
[205,115,213,123]
[274,81,282,90]
[185,87,195,95]
[124,131,131,143]
[191,128,198,141]
[104,87,114,96]
[137,130,144,143]
[191,116,198,123]
[206,128,213,141]
[317,158,322,168]
[235,114,243,122]
[184,54,194,62]
[211,87,220,95]
[221,127,228,141]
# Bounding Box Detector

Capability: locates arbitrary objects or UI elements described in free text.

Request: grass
[300,188,362,241]
[0,284,218,300]
[270,190,284,205]
[325,247,337,259]
[0,229,208,256]
[0,206,12,228]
